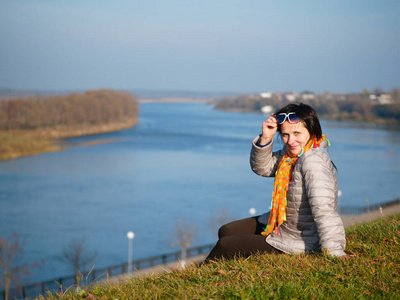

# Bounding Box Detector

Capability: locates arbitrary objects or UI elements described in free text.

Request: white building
[284,92,299,102]
[301,91,316,100]
[261,105,274,114]
[260,92,272,99]
[369,93,393,104]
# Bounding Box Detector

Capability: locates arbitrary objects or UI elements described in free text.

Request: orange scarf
[261,134,326,236]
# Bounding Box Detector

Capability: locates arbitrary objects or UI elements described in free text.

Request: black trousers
[205,216,282,262]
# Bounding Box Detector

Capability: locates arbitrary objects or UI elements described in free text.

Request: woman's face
[280,121,311,156]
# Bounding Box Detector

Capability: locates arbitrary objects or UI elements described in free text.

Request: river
[1,102,399,284]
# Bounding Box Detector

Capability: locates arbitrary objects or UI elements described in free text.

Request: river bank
[0,89,140,162]
[340,199,400,228]
[0,119,138,162]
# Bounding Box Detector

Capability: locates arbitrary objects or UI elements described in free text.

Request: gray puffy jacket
[250,136,346,257]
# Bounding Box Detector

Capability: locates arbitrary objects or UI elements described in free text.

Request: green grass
[41,214,400,299]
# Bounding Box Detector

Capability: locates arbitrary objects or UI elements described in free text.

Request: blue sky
[0,0,399,94]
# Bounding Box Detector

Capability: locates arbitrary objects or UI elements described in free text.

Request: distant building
[369,93,393,104]
[261,105,274,114]
[248,94,259,100]
[284,92,298,102]
[300,91,315,100]
[260,92,272,99]
[275,92,283,102]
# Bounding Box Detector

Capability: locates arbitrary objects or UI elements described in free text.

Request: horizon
[0,86,396,98]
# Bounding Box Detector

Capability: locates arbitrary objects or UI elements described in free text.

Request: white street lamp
[127,231,135,273]
[249,207,257,216]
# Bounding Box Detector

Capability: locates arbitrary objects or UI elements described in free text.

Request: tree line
[0,89,139,131]
[214,88,400,126]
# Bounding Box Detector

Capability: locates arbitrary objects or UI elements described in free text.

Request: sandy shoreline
[340,201,400,228]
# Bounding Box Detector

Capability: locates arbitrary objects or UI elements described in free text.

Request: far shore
[138,97,211,103]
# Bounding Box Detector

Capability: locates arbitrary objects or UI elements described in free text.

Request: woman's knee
[218,223,236,238]
[217,224,227,238]
[212,236,236,259]
[218,217,259,238]
[205,236,232,262]
[216,236,231,250]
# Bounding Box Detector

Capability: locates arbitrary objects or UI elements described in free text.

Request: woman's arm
[250,136,285,177]
[250,114,285,177]
[302,151,346,257]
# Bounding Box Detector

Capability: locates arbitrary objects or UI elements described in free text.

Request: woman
[205,103,346,261]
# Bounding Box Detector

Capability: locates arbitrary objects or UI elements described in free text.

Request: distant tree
[169,218,196,269]
[58,237,98,283]
[215,97,236,111]
[208,207,237,238]
[317,101,340,117]
[362,89,370,98]
[390,88,400,103]
[373,104,400,122]
[0,233,40,300]
[0,89,139,131]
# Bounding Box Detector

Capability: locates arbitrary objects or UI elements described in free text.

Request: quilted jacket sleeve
[301,152,346,257]
[250,136,285,177]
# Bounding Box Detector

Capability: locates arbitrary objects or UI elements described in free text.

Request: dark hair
[275,103,322,140]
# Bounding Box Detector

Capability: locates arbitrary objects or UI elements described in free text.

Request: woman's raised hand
[260,115,278,145]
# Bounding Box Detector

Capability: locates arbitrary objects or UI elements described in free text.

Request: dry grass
[0,119,137,161]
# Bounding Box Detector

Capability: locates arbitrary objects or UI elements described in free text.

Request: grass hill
[40,213,400,299]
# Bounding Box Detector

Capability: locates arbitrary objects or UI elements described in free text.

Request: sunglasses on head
[275,112,300,124]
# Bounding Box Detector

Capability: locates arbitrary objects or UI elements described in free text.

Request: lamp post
[338,190,343,213]
[249,207,257,216]
[127,231,135,273]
